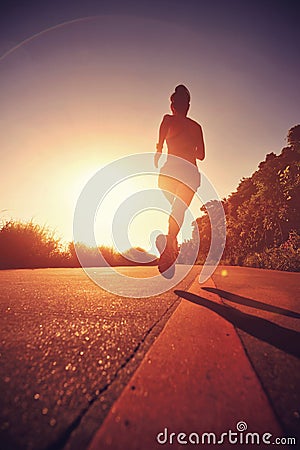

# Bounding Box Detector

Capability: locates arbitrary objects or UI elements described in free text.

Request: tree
[188,125,300,270]
[287,124,300,150]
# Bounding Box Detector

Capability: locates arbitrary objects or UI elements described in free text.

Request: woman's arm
[154,115,170,167]
[196,125,205,161]
[157,114,170,150]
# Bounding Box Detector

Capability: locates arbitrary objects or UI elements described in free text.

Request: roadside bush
[263,231,300,271]
[243,231,300,272]
[0,220,67,269]
[243,252,264,269]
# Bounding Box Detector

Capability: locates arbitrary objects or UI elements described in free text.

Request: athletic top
[158,114,205,165]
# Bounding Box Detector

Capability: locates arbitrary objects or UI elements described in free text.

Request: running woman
[154,85,205,277]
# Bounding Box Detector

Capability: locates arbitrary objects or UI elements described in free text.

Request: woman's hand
[154,150,162,168]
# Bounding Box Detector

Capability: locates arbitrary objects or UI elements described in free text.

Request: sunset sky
[1,1,299,251]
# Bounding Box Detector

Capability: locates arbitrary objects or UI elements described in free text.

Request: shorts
[158,159,201,197]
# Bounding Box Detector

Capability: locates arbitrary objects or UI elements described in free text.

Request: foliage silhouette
[0,220,68,269]
[191,125,300,271]
[0,221,157,269]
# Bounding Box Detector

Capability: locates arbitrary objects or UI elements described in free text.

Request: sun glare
[94,173,168,252]
[91,169,203,253]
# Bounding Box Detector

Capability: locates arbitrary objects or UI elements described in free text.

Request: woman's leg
[158,173,176,205]
[168,182,195,238]
[162,190,175,206]
[156,178,195,277]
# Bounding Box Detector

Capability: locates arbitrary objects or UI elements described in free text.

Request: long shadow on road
[174,290,300,359]
[202,287,300,319]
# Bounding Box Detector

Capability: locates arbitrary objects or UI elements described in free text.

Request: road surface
[0,266,197,450]
[213,266,300,441]
[0,266,299,449]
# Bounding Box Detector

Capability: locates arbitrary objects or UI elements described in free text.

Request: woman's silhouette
[154,85,205,277]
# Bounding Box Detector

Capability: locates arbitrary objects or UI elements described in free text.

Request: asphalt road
[212,266,300,441]
[0,266,299,450]
[0,267,198,450]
